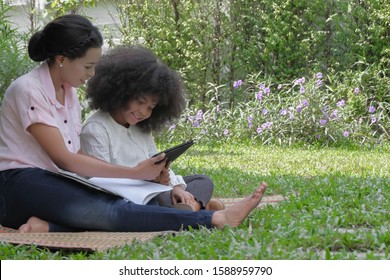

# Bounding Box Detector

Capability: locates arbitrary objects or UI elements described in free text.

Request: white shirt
[80,110,186,188]
[0,62,81,172]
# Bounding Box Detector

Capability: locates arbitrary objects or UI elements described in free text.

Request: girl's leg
[156,174,214,209]
[183,175,214,208]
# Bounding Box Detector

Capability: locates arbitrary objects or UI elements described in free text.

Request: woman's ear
[55,55,66,68]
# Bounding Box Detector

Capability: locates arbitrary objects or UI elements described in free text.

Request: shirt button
[30,106,35,110]
[64,120,68,123]
[68,140,71,144]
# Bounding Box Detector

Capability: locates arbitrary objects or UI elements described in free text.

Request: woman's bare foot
[211,182,267,229]
[18,216,49,233]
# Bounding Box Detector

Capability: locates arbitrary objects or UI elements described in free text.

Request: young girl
[80,46,224,211]
[0,15,267,233]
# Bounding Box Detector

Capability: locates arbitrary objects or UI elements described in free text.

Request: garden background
[0,0,389,260]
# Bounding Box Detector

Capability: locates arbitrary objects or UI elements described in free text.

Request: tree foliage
[1,0,389,143]
[108,0,389,108]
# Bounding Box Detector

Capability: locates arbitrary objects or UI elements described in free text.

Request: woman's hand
[134,154,166,181]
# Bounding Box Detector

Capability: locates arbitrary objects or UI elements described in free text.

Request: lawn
[1,143,389,260]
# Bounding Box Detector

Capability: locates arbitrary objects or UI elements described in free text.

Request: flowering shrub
[160,66,389,146]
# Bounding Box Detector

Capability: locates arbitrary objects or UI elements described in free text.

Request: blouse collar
[38,61,78,109]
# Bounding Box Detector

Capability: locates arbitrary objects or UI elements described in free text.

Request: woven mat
[220,194,285,208]
[0,195,285,251]
[0,229,167,251]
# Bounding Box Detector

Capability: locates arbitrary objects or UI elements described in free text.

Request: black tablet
[153,140,194,164]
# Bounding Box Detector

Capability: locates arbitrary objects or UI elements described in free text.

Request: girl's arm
[28,123,165,180]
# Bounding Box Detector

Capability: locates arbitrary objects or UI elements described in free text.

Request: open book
[48,170,172,205]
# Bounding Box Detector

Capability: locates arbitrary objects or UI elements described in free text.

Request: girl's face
[115,94,159,126]
[60,47,102,88]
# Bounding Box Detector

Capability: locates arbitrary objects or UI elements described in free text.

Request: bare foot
[206,198,225,211]
[211,182,267,229]
[18,216,49,233]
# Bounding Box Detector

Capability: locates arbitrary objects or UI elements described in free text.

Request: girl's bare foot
[18,216,49,233]
[211,182,267,229]
[206,198,225,211]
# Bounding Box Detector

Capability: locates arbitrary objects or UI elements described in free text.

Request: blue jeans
[0,168,214,232]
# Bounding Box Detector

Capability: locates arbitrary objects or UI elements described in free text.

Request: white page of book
[88,177,172,205]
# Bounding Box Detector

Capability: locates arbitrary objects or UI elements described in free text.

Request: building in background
[5,0,121,50]
[5,1,118,34]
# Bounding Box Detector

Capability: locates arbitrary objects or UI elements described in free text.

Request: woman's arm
[28,123,165,180]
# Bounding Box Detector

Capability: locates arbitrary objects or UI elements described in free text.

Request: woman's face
[61,47,102,88]
[116,94,159,126]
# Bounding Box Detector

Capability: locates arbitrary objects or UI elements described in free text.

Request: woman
[0,15,267,233]
[81,46,224,212]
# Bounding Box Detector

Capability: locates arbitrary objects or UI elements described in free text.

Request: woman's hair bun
[28,30,48,62]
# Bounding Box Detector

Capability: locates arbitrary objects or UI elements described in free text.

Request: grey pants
[156,174,214,209]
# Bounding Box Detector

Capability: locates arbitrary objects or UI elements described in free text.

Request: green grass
[1,143,389,260]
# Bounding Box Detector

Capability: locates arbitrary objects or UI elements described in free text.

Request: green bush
[111,0,390,108]
[0,2,35,103]
[1,0,388,146]
[159,63,389,146]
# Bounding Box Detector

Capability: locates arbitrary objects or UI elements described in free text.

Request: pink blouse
[0,62,82,172]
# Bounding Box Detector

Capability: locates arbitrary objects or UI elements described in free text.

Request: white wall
[6,0,120,33]
[6,0,122,51]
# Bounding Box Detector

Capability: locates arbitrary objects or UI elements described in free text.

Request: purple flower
[201,129,207,134]
[223,129,229,136]
[368,106,376,113]
[259,83,265,89]
[321,105,330,114]
[302,99,309,107]
[296,105,303,113]
[169,124,176,131]
[354,87,360,94]
[256,92,263,100]
[343,131,349,137]
[193,120,199,127]
[233,80,243,89]
[316,79,323,87]
[371,116,377,124]
[262,108,268,115]
[196,109,203,120]
[293,77,305,86]
[261,121,272,129]
[300,86,305,93]
[336,99,345,107]
[330,110,339,120]
[256,127,263,134]
[320,119,327,126]
[280,109,287,116]
[264,87,271,95]
[316,72,323,79]
[188,116,194,122]
[247,116,253,128]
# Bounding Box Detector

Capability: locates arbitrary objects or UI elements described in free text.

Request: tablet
[153,140,194,164]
